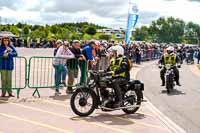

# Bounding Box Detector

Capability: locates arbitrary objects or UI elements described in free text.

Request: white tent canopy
[0,31,17,38]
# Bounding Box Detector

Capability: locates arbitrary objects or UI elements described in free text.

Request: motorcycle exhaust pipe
[100,105,140,111]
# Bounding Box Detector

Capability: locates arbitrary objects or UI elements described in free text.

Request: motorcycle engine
[101,88,116,111]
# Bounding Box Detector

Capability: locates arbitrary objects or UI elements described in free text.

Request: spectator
[135,46,141,64]
[82,40,96,70]
[0,36,18,97]
[67,40,86,93]
[53,40,74,95]
[54,40,63,56]
[98,42,110,70]
[197,47,200,64]
[93,41,101,70]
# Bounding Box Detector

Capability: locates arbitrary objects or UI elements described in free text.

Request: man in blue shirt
[82,40,96,70]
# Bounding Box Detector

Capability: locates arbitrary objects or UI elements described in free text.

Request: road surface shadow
[49,94,71,101]
[0,97,9,104]
[71,113,146,126]
[161,89,186,96]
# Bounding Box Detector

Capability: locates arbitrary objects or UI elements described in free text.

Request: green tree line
[0,17,200,44]
[133,17,200,44]
[0,22,112,40]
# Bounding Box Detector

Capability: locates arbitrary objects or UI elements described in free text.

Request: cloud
[37,0,128,18]
[139,11,160,25]
[0,0,200,28]
[0,0,20,10]
[188,0,200,2]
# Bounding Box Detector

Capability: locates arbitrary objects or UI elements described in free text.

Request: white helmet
[166,46,174,54]
[166,46,174,51]
[112,45,124,57]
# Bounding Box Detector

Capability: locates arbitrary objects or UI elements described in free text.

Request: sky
[0,0,200,28]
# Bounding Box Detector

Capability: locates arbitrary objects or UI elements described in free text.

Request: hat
[100,42,107,47]
[56,40,63,44]
[73,40,80,44]
[88,40,96,45]
[63,41,70,46]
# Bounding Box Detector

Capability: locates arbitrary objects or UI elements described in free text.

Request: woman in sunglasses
[0,36,18,97]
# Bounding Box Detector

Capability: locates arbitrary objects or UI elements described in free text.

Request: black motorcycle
[159,64,180,94]
[176,52,184,64]
[185,52,194,64]
[70,71,144,117]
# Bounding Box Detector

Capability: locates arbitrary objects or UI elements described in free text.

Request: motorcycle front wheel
[70,88,97,117]
[122,89,142,114]
[166,74,173,93]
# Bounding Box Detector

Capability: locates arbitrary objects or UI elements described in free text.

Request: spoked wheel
[70,88,97,117]
[122,90,141,114]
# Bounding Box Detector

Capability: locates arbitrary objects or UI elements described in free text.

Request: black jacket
[69,47,83,58]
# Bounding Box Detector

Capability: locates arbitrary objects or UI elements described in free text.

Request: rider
[197,46,200,64]
[159,46,181,86]
[176,46,184,64]
[106,45,131,108]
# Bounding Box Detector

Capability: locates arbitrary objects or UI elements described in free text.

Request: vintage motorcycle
[70,71,144,117]
[159,64,181,93]
[185,52,194,64]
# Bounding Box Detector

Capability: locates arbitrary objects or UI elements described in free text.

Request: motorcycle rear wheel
[122,89,142,114]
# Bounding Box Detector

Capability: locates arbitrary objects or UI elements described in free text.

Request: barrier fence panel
[27,57,87,97]
[88,57,111,71]
[0,56,27,98]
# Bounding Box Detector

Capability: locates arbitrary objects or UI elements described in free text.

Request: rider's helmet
[166,46,174,54]
[112,45,124,57]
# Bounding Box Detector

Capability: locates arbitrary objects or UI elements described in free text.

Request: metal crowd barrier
[0,56,27,98]
[90,56,110,71]
[129,49,161,63]
[27,57,87,97]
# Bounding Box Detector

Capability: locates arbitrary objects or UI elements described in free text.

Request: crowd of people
[1,35,200,97]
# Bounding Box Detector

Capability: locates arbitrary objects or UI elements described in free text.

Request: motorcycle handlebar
[90,70,112,77]
[158,64,181,69]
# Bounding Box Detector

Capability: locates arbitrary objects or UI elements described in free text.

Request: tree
[134,26,149,41]
[55,28,70,39]
[30,29,46,39]
[23,25,30,35]
[98,34,111,41]
[85,26,97,35]
[184,22,200,44]
[16,22,23,28]
[149,17,185,43]
[10,26,20,36]
[50,25,59,34]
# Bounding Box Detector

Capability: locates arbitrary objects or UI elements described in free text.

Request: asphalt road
[137,63,200,133]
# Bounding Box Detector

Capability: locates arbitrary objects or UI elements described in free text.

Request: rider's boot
[161,80,165,86]
[113,95,123,108]
[176,81,181,86]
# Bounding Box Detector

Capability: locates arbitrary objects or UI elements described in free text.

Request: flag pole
[125,0,131,45]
